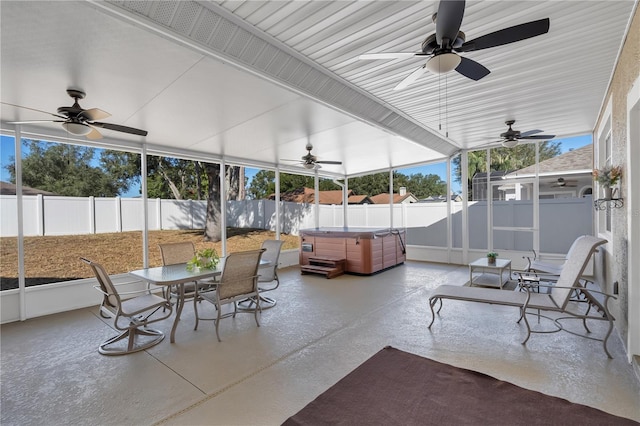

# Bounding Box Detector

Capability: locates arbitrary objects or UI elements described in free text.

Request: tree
[348,171,446,198]
[202,163,246,242]
[9,141,244,242]
[7,139,128,196]
[246,171,339,199]
[101,151,244,242]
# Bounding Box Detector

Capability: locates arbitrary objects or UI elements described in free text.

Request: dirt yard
[0,229,299,289]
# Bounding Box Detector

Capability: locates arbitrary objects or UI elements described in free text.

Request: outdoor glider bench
[428,236,618,357]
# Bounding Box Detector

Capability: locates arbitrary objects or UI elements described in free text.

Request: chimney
[399,187,406,196]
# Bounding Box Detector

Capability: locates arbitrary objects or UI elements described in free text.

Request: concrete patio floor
[1,261,639,425]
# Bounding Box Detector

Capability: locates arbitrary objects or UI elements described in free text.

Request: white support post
[220,160,227,257]
[141,145,149,268]
[461,150,469,264]
[533,142,540,256]
[486,148,492,251]
[389,169,394,228]
[15,126,26,321]
[344,177,349,228]
[446,156,452,263]
[275,167,281,239]
[314,169,320,228]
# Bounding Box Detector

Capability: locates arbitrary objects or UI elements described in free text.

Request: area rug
[283,346,638,426]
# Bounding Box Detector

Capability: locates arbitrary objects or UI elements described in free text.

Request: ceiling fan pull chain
[445,73,449,138]
[438,72,442,131]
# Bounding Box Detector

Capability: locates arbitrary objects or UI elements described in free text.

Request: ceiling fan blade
[1,102,67,120]
[436,0,466,47]
[519,129,543,137]
[394,64,428,91]
[456,18,550,53]
[359,52,424,60]
[454,56,490,81]
[79,108,111,121]
[90,122,148,136]
[86,127,103,140]
[316,160,342,165]
[520,134,555,140]
[8,120,65,124]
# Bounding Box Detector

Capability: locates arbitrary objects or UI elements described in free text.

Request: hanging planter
[593,165,622,199]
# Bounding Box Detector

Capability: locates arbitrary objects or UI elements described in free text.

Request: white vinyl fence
[0,195,592,254]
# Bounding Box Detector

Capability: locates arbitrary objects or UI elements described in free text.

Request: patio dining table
[129,263,222,343]
[129,258,271,343]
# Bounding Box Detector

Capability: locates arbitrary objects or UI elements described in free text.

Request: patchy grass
[0,229,299,289]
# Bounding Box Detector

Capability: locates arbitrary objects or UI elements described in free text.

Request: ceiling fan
[551,177,577,188]
[358,0,550,90]
[282,143,342,169]
[497,120,555,148]
[3,89,148,139]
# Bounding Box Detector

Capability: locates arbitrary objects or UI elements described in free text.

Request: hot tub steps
[300,257,345,279]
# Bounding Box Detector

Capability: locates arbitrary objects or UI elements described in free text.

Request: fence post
[156,198,162,230]
[37,194,44,236]
[89,196,95,234]
[364,203,369,227]
[116,196,122,232]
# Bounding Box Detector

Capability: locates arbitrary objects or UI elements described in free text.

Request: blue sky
[1,133,592,197]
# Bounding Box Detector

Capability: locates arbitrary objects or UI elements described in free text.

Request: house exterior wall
[593,7,639,354]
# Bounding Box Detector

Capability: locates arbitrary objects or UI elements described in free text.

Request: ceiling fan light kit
[425,53,461,74]
[281,142,342,170]
[358,0,550,89]
[502,139,519,148]
[61,121,92,136]
[4,89,148,139]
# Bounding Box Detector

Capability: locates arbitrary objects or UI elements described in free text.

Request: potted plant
[187,247,220,271]
[593,165,622,200]
[486,252,498,265]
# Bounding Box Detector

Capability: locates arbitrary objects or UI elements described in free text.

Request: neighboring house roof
[347,194,373,204]
[0,181,57,196]
[270,187,362,205]
[507,144,593,177]
[369,192,418,204]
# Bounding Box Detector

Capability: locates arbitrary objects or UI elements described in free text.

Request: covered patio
[1,1,639,424]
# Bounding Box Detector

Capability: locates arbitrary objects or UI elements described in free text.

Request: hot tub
[299,227,406,275]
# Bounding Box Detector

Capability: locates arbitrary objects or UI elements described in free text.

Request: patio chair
[81,257,172,355]
[193,248,266,341]
[238,239,284,310]
[521,235,597,297]
[158,242,217,304]
[427,236,618,357]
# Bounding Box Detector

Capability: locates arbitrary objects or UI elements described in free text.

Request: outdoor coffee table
[469,257,512,289]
